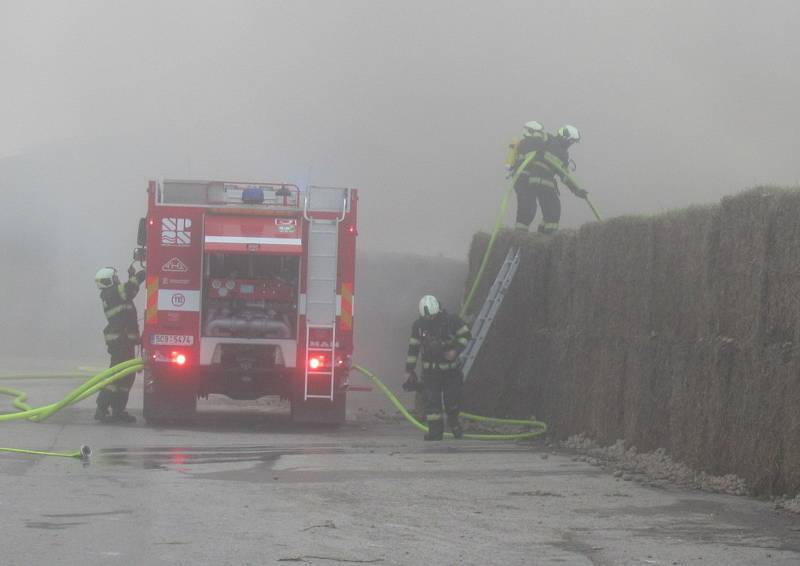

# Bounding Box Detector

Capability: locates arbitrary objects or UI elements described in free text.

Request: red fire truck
[135,180,357,424]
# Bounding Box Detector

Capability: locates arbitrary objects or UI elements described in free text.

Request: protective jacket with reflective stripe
[405,311,471,373]
[513,135,583,195]
[101,271,145,346]
[512,133,549,178]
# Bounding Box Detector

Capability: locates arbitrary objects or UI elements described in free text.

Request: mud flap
[142,368,197,424]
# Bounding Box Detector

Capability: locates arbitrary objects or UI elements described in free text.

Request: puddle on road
[97,445,344,469]
[96,442,534,470]
[91,442,576,484]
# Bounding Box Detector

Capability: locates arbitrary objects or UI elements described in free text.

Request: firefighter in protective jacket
[403,295,472,440]
[94,264,145,423]
[511,122,588,234]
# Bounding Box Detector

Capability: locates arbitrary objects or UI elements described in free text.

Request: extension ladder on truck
[303,187,348,400]
[460,246,521,380]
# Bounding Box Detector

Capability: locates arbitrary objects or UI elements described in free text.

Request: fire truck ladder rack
[460,246,521,380]
[303,188,348,401]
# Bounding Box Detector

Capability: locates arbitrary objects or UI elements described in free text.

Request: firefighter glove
[402,371,419,392]
[573,188,588,199]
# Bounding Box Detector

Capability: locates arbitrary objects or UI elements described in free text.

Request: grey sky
[2,0,799,261]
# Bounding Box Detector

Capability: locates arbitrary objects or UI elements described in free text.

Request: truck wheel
[290,393,346,426]
[143,369,197,425]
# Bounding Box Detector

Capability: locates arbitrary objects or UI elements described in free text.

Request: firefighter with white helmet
[557,124,581,144]
[510,121,588,234]
[94,263,145,423]
[523,120,545,138]
[403,295,472,440]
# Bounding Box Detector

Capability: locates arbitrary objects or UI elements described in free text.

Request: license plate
[151,334,195,346]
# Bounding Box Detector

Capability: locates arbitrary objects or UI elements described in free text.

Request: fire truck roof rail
[158,179,303,210]
[305,185,351,219]
[158,180,354,216]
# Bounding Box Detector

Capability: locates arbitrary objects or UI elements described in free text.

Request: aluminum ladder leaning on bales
[303,186,348,401]
[460,246,521,380]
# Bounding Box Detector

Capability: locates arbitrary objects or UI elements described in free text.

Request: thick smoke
[1,1,799,362]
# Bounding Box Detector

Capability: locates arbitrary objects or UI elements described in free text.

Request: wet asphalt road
[2,376,800,565]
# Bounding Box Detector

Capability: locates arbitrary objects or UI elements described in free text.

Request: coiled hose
[354,365,547,441]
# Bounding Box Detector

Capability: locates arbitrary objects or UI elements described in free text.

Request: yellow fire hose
[0,358,544,460]
[4,147,609,456]
[0,359,142,459]
[461,155,601,315]
[460,153,535,316]
[354,364,547,441]
[0,445,92,460]
[585,196,603,222]
[0,359,142,423]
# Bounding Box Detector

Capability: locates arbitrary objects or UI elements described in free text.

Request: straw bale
[463,187,800,496]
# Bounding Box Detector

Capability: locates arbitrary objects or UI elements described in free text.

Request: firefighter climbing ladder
[460,246,521,380]
[303,187,348,401]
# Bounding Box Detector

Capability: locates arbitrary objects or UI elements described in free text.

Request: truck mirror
[137,217,147,246]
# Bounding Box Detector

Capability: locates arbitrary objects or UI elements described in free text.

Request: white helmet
[418,295,441,317]
[557,124,581,143]
[94,267,118,289]
[523,120,544,138]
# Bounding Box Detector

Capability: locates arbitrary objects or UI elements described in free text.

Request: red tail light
[171,351,187,366]
[308,356,324,370]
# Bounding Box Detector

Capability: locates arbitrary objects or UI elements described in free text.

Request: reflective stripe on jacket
[101,271,144,345]
[405,311,472,372]
[514,135,584,195]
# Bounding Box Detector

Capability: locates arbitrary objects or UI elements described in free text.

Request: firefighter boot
[424,418,444,441]
[449,414,464,439]
[94,390,112,422]
[537,222,558,235]
[110,390,136,423]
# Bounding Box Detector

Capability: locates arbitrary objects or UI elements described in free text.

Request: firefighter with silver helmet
[94,263,145,423]
[403,295,472,440]
[510,122,588,234]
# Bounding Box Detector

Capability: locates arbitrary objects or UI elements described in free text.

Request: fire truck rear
[136,180,357,424]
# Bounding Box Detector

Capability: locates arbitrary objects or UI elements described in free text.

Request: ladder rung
[461,247,520,380]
